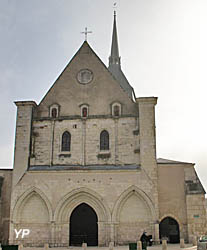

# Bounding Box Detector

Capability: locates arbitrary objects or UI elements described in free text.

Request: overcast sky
[0,0,207,190]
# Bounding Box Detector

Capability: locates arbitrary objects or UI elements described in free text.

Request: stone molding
[54,187,111,223]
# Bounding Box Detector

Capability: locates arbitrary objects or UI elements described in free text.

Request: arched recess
[159,216,180,243]
[54,187,111,223]
[12,186,53,223]
[54,187,111,246]
[112,185,156,222]
[112,186,157,244]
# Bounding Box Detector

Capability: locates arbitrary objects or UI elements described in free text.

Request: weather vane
[81,27,92,41]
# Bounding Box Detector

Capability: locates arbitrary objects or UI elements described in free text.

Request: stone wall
[31,117,139,167]
[13,101,36,187]
[9,170,158,246]
[0,169,12,244]
[35,42,138,119]
[9,40,161,246]
[158,162,188,240]
[10,92,159,246]
[186,194,206,242]
[184,166,206,241]
[158,161,206,242]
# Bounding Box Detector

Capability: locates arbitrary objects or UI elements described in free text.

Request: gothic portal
[70,203,98,246]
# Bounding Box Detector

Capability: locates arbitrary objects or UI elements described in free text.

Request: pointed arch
[70,203,98,246]
[159,214,181,225]
[54,187,111,223]
[51,107,57,118]
[61,131,71,151]
[12,186,53,223]
[111,102,122,116]
[100,130,109,150]
[159,216,180,243]
[159,214,182,232]
[112,185,156,222]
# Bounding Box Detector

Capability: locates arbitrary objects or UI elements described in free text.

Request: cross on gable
[81,27,92,41]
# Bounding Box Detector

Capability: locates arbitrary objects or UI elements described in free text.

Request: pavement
[21,244,197,250]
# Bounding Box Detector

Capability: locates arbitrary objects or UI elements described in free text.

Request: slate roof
[157,158,194,165]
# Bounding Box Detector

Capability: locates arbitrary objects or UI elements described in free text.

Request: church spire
[109,11,121,67]
[108,11,134,100]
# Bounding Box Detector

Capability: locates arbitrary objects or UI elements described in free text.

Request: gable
[36,42,137,118]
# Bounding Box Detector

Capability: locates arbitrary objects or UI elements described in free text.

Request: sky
[0,0,207,189]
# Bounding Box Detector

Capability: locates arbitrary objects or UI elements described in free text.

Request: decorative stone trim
[33,114,138,121]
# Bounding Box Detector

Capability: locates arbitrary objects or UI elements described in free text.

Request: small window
[100,130,109,150]
[82,107,88,117]
[112,102,121,117]
[51,108,57,118]
[189,183,198,191]
[50,104,59,118]
[80,105,89,118]
[114,105,120,116]
[61,131,71,151]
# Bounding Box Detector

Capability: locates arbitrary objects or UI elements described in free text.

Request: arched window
[51,108,57,118]
[82,107,88,117]
[114,105,120,116]
[100,130,109,150]
[49,104,60,118]
[112,102,121,117]
[62,131,71,151]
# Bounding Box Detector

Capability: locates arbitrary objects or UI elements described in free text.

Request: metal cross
[81,27,92,41]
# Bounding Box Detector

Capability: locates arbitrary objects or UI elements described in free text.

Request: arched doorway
[159,217,180,243]
[69,203,98,246]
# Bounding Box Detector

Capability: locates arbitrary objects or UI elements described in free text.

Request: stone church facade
[0,13,206,247]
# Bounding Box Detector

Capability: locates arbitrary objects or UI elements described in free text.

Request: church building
[0,12,206,247]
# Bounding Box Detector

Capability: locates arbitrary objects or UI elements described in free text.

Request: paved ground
[21,244,197,250]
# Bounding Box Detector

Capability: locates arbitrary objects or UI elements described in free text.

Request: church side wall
[158,163,188,240]
[0,170,12,244]
[186,194,206,242]
[184,166,206,241]
[158,163,207,242]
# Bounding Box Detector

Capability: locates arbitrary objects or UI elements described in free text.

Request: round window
[77,69,93,84]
